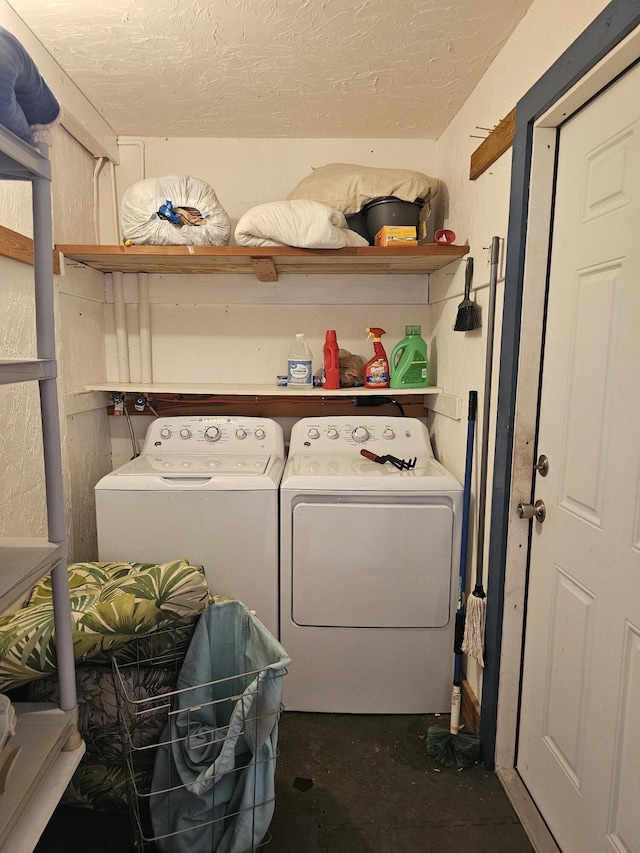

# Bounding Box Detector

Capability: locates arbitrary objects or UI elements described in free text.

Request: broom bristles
[453,301,481,332]
[426,725,481,769]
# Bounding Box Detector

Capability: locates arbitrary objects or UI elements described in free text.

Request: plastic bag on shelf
[120,175,231,246]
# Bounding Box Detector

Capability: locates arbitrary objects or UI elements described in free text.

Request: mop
[427,391,481,769]
[462,236,500,666]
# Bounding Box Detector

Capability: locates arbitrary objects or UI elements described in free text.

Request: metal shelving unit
[0,125,84,850]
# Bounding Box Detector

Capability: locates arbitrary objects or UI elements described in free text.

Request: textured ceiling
[9,0,533,139]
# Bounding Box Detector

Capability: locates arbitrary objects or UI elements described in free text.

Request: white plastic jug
[287,333,313,386]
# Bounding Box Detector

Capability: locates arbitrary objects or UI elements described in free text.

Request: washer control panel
[141,416,283,454]
[292,416,433,456]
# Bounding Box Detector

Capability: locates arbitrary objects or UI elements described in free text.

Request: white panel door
[517,62,640,852]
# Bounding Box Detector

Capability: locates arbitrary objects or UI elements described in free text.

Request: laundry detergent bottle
[390,325,429,388]
[364,327,390,388]
[287,333,313,386]
[322,329,340,390]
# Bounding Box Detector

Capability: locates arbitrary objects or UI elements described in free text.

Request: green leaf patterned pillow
[0,558,210,691]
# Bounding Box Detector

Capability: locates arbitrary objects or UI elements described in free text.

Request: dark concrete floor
[37,711,534,852]
[269,712,533,853]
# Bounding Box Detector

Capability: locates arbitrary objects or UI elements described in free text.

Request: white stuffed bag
[120,175,230,246]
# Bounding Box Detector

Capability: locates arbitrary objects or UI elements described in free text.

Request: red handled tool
[360,448,417,471]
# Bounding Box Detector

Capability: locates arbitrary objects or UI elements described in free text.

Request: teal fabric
[150,600,290,852]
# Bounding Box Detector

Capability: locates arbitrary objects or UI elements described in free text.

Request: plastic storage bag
[120,175,231,246]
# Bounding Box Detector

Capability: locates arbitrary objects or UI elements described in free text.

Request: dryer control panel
[141,416,283,454]
[289,416,434,457]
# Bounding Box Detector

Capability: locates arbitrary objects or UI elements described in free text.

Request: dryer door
[291,498,454,628]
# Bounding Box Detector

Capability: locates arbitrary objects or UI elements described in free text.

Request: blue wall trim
[480,0,640,769]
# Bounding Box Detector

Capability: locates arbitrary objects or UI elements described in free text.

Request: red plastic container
[322,330,340,390]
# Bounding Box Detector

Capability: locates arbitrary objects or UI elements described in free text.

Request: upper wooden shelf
[56,243,469,281]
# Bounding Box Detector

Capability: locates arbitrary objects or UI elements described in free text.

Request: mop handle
[458,390,477,604]
[475,236,500,583]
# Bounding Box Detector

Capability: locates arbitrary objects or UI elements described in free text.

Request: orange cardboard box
[374,225,418,246]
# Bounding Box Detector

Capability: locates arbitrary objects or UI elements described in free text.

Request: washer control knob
[383,428,395,440]
[307,428,320,440]
[159,427,172,439]
[179,428,192,439]
[327,428,339,440]
[255,428,266,440]
[204,426,221,443]
[236,428,247,439]
[352,426,370,443]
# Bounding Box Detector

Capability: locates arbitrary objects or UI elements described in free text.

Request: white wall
[111,137,440,238]
[0,0,614,702]
[428,0,611,698]
[96,0,611,706]
[51,130,114,561]
[102,137,438,388]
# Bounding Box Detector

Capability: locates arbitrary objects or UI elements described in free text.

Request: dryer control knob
[307,428,320,440]
[159,428,172,439]
[236,428,247,439]
[383,429,395,440]
[204,426,221,442]
[180,428,192,439]
[327,428,339,439]
[351,426,370,443]
[255,428,266,440]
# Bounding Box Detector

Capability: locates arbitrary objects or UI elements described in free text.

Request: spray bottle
[363,327,390,388]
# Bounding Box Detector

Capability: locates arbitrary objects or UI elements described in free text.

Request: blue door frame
[480,0,640,770]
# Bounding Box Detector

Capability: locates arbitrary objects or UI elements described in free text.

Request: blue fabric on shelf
[0,27,60,145]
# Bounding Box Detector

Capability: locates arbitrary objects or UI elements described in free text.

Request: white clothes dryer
[280,416,462,713]
[95,416,285,637]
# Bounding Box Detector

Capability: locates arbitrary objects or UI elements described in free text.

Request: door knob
[517,500,546,522]
[534,454,549,477]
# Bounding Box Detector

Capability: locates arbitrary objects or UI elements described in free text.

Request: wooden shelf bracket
[469,108,516,181]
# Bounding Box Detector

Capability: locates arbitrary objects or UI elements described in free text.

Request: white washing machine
[280,416,462,713]
[95,416,285,637]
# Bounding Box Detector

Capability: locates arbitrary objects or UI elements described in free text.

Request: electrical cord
[352,395,406,417]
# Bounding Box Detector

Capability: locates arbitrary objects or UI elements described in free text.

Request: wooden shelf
[57,243,469,281]
[86,381,444,397]
[84,383,463,419]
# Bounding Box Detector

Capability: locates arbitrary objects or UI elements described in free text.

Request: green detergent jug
[390,325,429,388]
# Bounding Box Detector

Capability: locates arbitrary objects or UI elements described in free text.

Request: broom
[427,391,481,769]
[453,257,481,332]
[462,236,500,665]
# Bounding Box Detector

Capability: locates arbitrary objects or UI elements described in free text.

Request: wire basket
[112,602,289,853]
